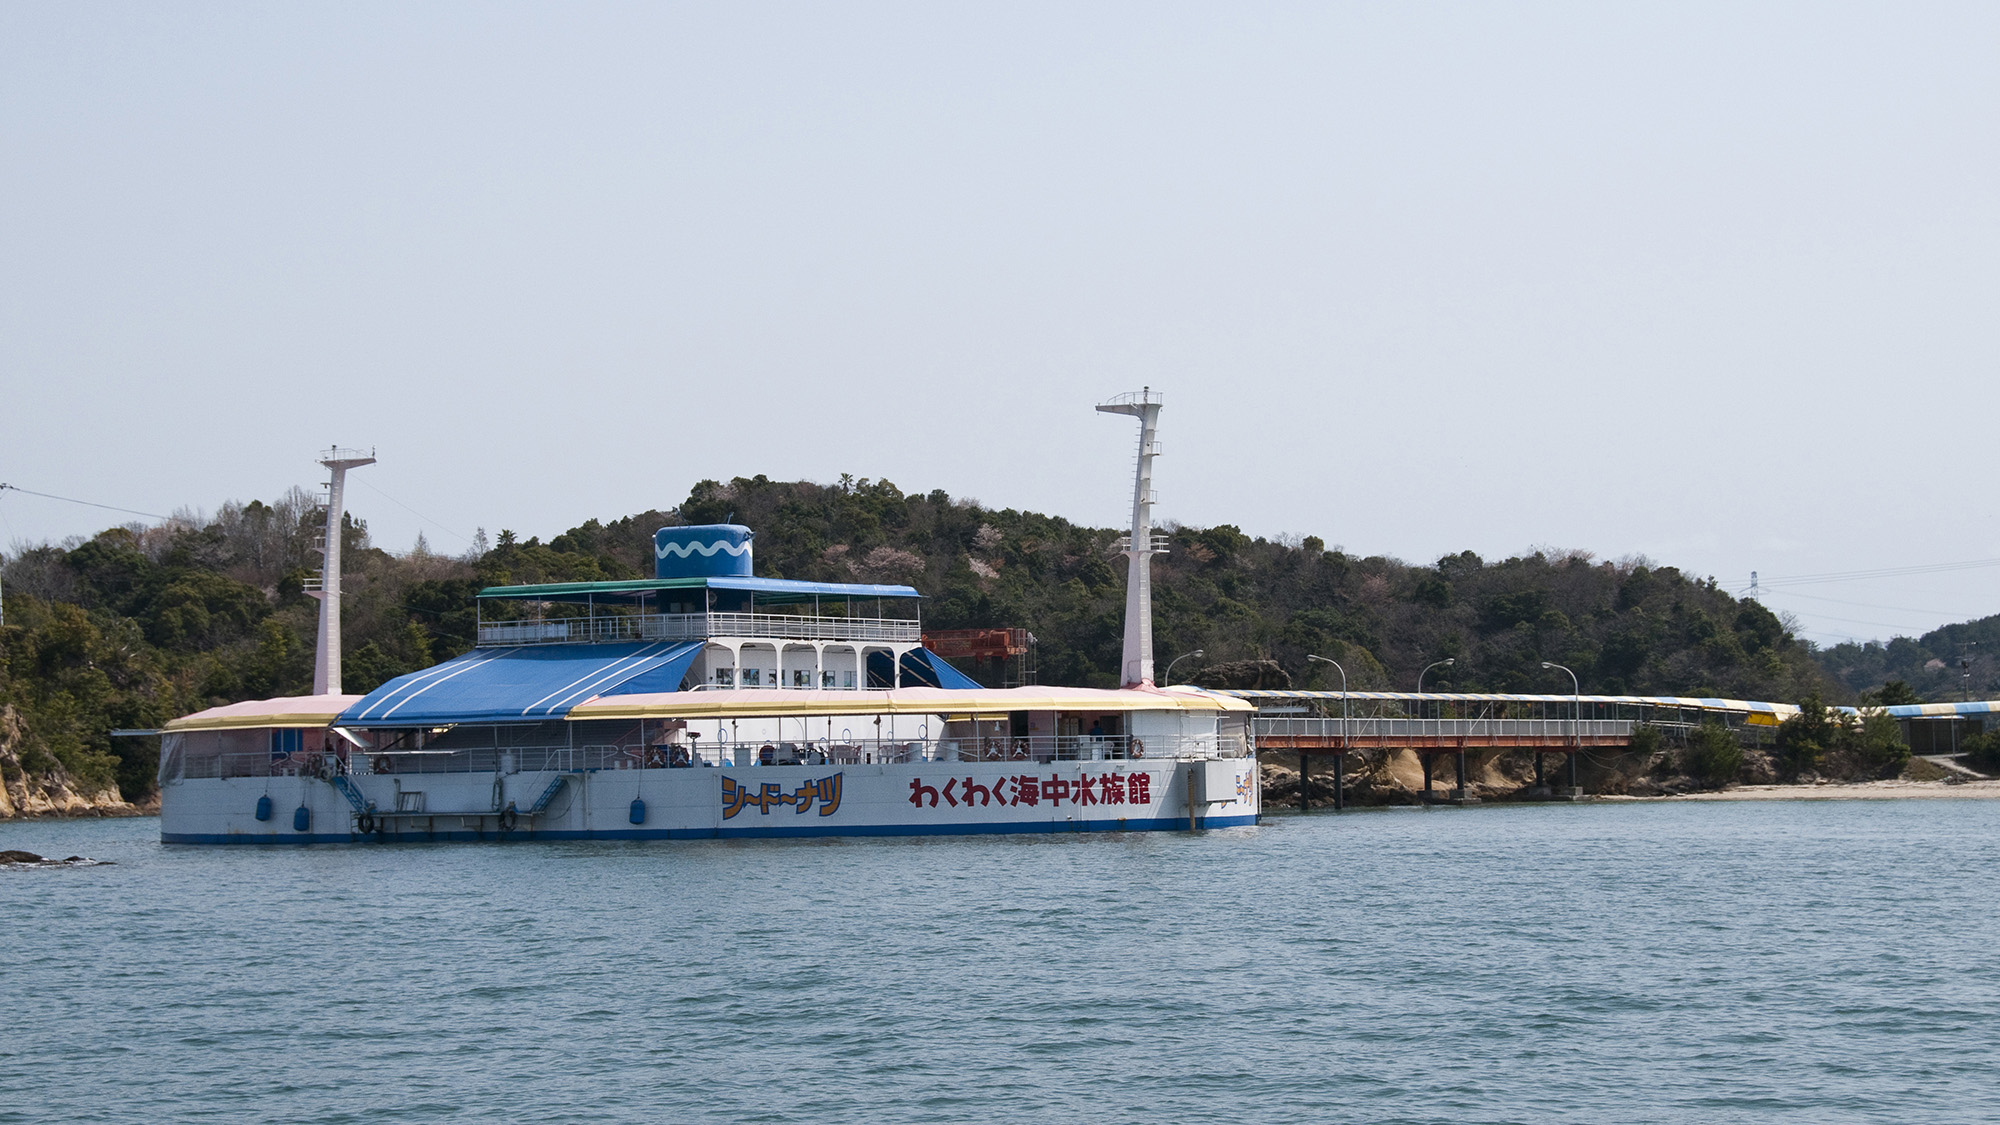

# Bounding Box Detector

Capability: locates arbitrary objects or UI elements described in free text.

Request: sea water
[3,799,1997,1124]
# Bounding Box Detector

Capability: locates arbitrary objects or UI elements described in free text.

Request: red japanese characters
[908,771,1153,809]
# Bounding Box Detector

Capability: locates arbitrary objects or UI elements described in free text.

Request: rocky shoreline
[0,768,154,819]
[0,708,154,819]
[1257,746,1997,808]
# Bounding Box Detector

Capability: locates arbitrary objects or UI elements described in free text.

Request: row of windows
[711,668,860,689]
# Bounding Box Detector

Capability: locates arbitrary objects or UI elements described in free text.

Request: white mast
[1096,388,1165,687]
[309,447,375,695]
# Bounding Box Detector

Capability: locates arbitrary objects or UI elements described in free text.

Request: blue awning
[475,576,921,604]
[338,641,705,726]
[902,649,984,690]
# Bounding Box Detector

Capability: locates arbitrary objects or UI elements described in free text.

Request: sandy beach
[1617,778,2000,802]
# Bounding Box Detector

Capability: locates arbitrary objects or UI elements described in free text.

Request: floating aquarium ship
[157,394,1260,843]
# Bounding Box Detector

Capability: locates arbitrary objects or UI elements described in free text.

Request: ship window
[792,669,810,688]
[741,668,762,686]
[714,667,735,687]
[269,728,304,758]
[841,670,857,690]
[820,671,836,688]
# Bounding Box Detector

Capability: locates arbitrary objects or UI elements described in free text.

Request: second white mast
[1096,388,1165,687]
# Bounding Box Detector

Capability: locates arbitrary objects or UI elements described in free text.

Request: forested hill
[2,474,1837,801]
[1815,615,2000,704]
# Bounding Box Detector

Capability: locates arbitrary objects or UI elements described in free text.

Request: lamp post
[1308,654,1348,812]
[1417,657,1455,697]
[1163,649,1205,684]
[1541,661,1580,793]
[1417,657,1459,800]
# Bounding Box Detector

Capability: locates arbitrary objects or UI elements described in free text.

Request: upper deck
[478,610,921,646]
[477,521,927,649]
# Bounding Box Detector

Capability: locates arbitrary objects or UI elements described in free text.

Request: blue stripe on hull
[161,813,1259,846]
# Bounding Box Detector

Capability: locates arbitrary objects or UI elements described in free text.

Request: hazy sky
[4,3,1996,647]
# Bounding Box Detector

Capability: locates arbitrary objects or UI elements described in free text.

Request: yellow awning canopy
[162,694,364,732]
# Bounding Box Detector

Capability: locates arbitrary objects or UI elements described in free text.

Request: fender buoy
[293,805,311,833]
[356,811,375,835]
[1130,738,1145,759]
[500,805,518,832]
[255,795,273,822]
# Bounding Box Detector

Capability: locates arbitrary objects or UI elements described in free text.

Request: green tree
[1775,692,1839,779]
[1846,709,1910,779]
[1681,722,1744,788]
[1863,679,1922,707]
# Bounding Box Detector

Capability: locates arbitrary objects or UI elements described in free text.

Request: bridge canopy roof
[1881,699,2000,719]
[1223,690,1802,717]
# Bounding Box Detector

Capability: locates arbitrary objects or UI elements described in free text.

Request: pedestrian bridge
[1223,690,1795,752]
[1222,689,1800,806]
[1252,714,1633,750]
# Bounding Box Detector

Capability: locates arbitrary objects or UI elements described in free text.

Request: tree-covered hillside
[2,473,1842,802]
[1815,615,2000,703]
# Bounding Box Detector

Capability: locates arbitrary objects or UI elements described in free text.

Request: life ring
[356,811,375,835]
[1130,738,1145,759]
[375,756,395,774]
[499,805,518,832]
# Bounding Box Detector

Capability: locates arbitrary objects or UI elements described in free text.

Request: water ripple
[3,800,1999,1122]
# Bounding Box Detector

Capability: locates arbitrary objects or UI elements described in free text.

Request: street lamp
[1541,661,1580,791]
[1416,658,1455,723]
[1308,654,1349,813]
[1417,657,1454,695]
[1163,649,1205,684]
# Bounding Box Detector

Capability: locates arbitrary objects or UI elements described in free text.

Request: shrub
[1848,709,1910,779]
[1629,723,1664,757]
[1962,731,2000,775]
[1682,722,1744,788]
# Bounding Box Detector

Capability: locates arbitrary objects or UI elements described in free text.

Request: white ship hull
[160,758,1259,844]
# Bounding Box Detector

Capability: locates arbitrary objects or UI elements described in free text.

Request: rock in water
[0,850,110,867]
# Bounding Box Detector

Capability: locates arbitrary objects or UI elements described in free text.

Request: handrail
[475,611,923,647]
[1253,716,1632,741]
[176,732,1251,779]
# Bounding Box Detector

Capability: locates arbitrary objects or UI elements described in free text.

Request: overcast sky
[3,3,1996,647]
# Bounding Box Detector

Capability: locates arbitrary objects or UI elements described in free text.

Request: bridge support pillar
[1557,750,1583,800]
[1334,752,1344,812]
[1299,752,1309,812]
[1450,748,1480,805]
[1421,753,1434,803]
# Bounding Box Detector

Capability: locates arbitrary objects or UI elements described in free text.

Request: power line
[352,478,472,546]
[1756,587,1980,619]
[0,483,169,521]
[1750,556,2000,589]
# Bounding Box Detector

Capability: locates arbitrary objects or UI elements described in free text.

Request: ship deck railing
[170,734,1248,781]
[475,611,923,647]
